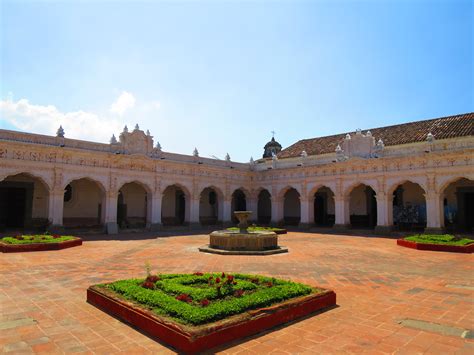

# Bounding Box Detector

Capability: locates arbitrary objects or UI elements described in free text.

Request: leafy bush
[1,235,76,245]
[405,234,473,246]
[105,273,314,325]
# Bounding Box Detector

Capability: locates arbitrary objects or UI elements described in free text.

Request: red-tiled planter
[397,239,474,253]
[87,285,336,354]
[0,237,82,253]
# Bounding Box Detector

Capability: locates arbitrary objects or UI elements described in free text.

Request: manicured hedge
[104,273,314,325]
[1,234,76,245]
[404,234,473,246]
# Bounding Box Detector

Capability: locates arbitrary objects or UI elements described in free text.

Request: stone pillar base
[374,225,393,234]
[149,223,162,231]
[298,223,311,230]
[424,227,444,235]
[333,224,350,230]
[105,222,118,235]
[48,225,65,234]
[188,222,201,230]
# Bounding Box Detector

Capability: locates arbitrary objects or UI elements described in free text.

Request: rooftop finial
[427,132,435,142]
[225,153,231,161]
[155,141,162,151]
[56,125,65,138]
[123,125,128,133]
[110,134,117,144]
[146,129,150,136]
[134,124,140,131]
[271,130,275,138]
[193,147,199,157]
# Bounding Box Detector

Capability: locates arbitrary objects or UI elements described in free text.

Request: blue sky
[1,0,472,162]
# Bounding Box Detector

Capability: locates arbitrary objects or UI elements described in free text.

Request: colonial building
[0,113,473,234]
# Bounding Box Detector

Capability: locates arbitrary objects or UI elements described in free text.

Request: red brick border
[87,285,336,353]
[397,239,474,253]
[0,237,82,253]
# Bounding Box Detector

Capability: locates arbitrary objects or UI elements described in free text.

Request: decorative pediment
[336,130,384,161]
[112,125,155,156]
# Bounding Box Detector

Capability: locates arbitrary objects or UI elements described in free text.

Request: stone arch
[63,175,107,194]
[161,184,190,226]
[199,186,224,225]
[283,187,301,226]
[310,185,335,227]
[0,172,51,230]
[347,183,377,229]
[117,181,152,229]
[390,180,427,231]
[440,177,474,232]
[231,188,247,223]
[257,188,272,225]
[387,177,427,196]
[278,185,301,200]
[437,175,474,195]
[63,177,107,228]
[344,180,378,198]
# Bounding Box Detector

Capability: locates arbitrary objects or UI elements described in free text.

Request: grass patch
[102,273,315,325]
[227,226,286,233]
[1,235,76,245]
[405,234,474,246]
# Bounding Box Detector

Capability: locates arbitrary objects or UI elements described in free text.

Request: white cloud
[0,98,123,143]
[109,91,136,116]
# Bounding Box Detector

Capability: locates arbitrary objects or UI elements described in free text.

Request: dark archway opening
[257,189,271,225]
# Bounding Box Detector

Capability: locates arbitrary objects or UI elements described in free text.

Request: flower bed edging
[397,239,474,253]
[0,237,82,253]
[87,285,336,353]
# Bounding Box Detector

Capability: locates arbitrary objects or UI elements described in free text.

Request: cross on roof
[271,130,275,138]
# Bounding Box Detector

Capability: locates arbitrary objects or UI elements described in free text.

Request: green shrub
[1,235,76,245]
[105,273,314,325]
[405,234,473,246]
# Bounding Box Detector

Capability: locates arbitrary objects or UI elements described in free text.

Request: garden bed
[87,273,335,353]
[0,235,82,253]
[397,234,474,253]
[226,226,287,234]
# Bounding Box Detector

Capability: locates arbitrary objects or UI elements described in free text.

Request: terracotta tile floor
[1,231,473,354]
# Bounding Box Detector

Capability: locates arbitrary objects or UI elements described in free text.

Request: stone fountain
[198,211,288,255]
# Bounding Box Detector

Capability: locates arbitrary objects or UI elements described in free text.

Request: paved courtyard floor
[1,231,473,354]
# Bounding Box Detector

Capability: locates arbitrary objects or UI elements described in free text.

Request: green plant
[404,234,473,246]
[104,273,315,325]
[1,235,75,245]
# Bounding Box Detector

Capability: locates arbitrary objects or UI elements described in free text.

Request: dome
[263,137,282,158]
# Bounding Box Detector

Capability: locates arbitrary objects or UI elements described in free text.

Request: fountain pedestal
[198,211,288,255]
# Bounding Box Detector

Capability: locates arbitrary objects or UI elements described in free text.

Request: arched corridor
[348,184,377,229]
[391,181,426,231]
[231,189,247,223]
[0,173,50,230]
[313,186,335,227]
[161,185,188,226]
[283,188,300,226]
[117,182,150,229]
[442,178,474,232]
[257,189,272,225]
[63,178,105,228]
[199,187,221,225]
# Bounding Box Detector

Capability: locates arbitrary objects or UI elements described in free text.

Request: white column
[48,188,64,228]
[375,193,392,233]
[300,197,311,227]
[189,197,200,226]
[150,192,162,229]
[223,198,232,224]
[104,191,118,234]
[425,192,443,232]
[271,197,283,225]
[334,194,350,228]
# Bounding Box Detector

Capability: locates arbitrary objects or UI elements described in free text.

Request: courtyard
[1,231,473,354]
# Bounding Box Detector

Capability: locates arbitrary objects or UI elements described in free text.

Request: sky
[1,0,472,162]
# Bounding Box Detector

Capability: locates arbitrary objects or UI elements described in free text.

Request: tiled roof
[278,112,474,159]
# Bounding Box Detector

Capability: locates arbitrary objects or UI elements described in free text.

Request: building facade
[0,113,473,234]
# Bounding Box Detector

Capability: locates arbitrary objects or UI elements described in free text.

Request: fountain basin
[199,230,288,255]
